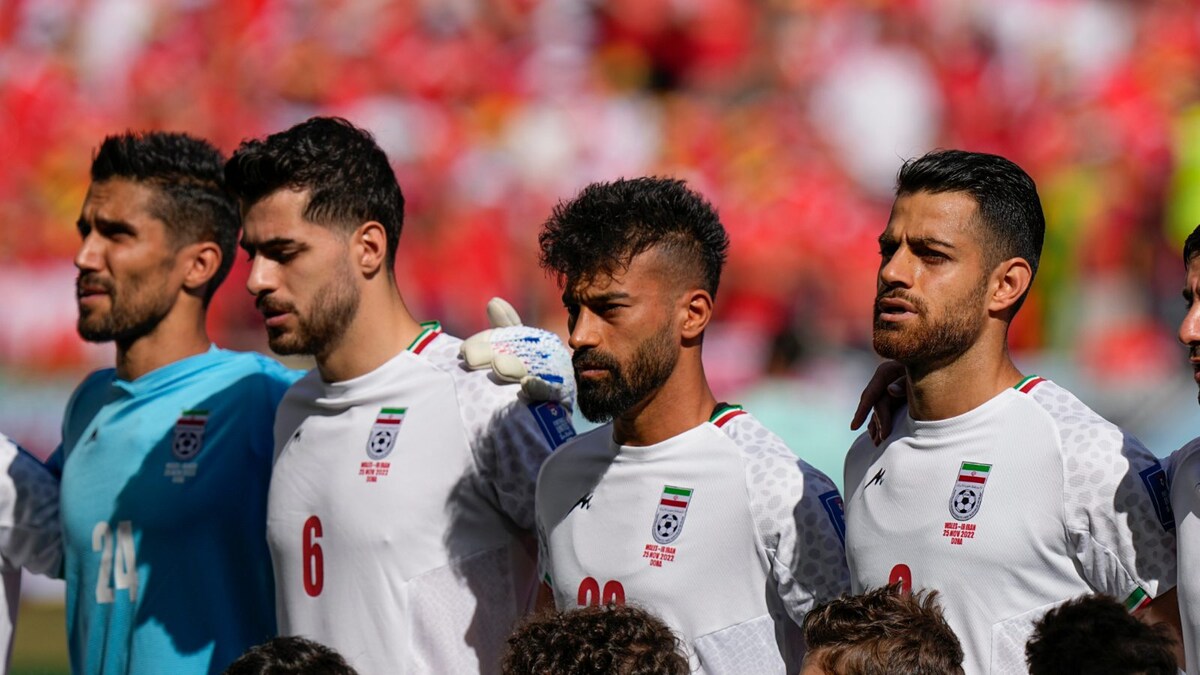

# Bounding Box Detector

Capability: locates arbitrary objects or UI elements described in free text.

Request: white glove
[460,298,575,406]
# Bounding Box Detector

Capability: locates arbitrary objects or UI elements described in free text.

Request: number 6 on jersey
[303,516,324,597]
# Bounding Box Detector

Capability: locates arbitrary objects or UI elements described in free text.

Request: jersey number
[576,576,625,606]
[888,563,912,594]
[93,521,138,604]
[302,516,324,597]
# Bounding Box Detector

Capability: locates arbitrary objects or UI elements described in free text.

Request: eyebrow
[877,233,956,250]
[562,291,632,305]
[77,216,134,232]
[240,236,300,253]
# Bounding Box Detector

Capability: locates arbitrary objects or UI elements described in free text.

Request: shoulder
[719,409,839,496]
[64,368,115,423]
[540,426,609,471]
[211,349,304,383]
[1168,437,1200,489]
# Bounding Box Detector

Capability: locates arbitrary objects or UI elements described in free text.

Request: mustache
[255,295,296,315]
[76,273,114,295]
[874,290,927,314]
[573,348,620,372]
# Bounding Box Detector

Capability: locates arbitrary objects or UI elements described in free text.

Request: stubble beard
[267,262,361,358]
[872,281,988,370]
[76,265,176,345]
[574,321,680,423]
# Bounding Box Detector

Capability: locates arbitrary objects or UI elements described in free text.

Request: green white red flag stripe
[957,462,990,484]
[1124,587,1151,613]
[176,410,209,425]
[375,408,406,424]
[709,404,746,428]
[407,322,442,354]
[1014,375,1045,394]
[660,485,692,509]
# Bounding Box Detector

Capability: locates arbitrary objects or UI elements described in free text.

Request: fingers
[486,297,522,328]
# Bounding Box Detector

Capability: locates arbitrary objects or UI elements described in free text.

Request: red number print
[302,516,324,597]
[888,563,912,594]
[577,576,625,606]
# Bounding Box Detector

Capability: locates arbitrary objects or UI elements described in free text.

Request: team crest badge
[949,461,991,521]
[652,485,693,544]
[366,407,406,460]
[172,410,209,460]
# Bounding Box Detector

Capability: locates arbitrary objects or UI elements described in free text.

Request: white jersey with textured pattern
[267,325,575,675]
[536,407,849,675]
[844,377,1177,675]
[1169,437,1200,674]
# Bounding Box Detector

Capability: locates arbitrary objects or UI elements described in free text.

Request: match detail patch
[529,401,575,449]
[1139,463,1175,532]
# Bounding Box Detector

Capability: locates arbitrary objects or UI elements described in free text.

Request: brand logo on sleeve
[949,461,991,521]
[529,401,575,449]
[819,490,846,545]
[1139,463,1175,531]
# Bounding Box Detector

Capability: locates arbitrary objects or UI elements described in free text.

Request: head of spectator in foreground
[75,131,239,345]
[1178,223,1200,403]
[538,176,729,423]
[800,585,964,675]
[501,603,689,675]
[873,149,1044,371]
[226,116,406,360]
[1025,594,1176,675]
[223,635,359,675]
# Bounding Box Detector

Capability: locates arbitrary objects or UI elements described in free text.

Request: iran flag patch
[366,407,406,460]
[172,410,208,460]
[652,485,693,544]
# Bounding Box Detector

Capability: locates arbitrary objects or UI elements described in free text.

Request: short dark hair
[896,149,1045,313]
[1183,223,1200,266]
[225,117,405,273]
[1025,594,1176,675]
[502,604,689,675]
[91,131,239,305]
[223,636,359,675]
[802,585,965,675]
[538,177,729,297]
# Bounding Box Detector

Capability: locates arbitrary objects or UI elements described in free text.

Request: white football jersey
[536,405,849,675]
[267,324,574,675]
[0,432,60,675]
[1169,438,1200,674]
[844,376,1177,675]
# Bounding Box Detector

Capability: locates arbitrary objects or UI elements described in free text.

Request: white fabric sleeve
[1040,388,1177,606]
[0,434,61,577]
[727,418,850,625]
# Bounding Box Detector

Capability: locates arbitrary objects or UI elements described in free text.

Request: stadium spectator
[501,604,688,675]
[842,149,1182,672]
[50,131,301,674]
[1024,594,1177,675]
[226,116,575,674]
[534,176,848,672]
[223,636,359,675]
[800,585,964,675]
[1167,222,1200,674]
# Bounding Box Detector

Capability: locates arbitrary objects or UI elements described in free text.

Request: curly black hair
[896,149,1045,314]
[502,604,689,675]
[1184,223,1200,267]
[802,585,965,675]
[222,636,359,675]
[538,177,729,296]
[90,131,239,305]
[1025,594,1176,675]
[225,117,405,273]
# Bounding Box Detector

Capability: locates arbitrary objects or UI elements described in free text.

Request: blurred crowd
[3,0,1200,446]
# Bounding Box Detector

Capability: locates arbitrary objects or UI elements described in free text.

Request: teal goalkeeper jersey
[50,346,302,675]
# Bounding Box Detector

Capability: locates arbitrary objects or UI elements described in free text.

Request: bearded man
[842,149,1182,674]
[533,177,849,675]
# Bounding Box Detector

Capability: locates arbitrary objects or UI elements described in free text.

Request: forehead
[81,178,161,224]
[241,189,329,242]
[565,248,673,299]
[884,190,980,243]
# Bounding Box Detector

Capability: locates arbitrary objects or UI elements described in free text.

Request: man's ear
[353,221,389,277]
[988,257,1033,315]
[681,289,714,340]
[180,241,222,297]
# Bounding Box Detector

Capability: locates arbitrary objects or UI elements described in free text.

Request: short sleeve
[473,399,575,531]
[0,435,61,578]
[726,417,850,626]
[1039,387,1177,607]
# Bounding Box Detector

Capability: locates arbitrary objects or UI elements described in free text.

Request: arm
[1137,587,1185,669]
[849,360,906,445]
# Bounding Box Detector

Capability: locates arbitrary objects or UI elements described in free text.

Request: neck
[316,282,423,383]
[114,303,211,381]
[612,355,717,447]
[903,329,1024,421]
